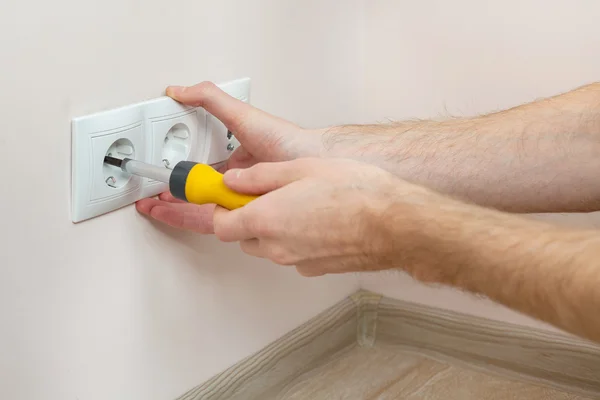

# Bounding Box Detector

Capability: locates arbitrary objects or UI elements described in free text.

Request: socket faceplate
[71,77,250,223]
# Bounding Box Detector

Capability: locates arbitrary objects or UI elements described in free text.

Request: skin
[137,81,600,342]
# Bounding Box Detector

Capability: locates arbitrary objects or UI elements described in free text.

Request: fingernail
[166,86,186,98]
[224,169,242,181]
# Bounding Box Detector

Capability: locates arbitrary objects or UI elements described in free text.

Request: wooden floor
[178,293,600,400]
[278,345,591,400]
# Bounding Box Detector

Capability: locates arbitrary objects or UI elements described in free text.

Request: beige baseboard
[177,290,600,400]
[177,297,357,400]
[375,294,600,397]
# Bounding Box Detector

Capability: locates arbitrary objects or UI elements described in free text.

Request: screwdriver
[103,156,258,210]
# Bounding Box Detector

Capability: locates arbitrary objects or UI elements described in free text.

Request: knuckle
[242,212,271,237]
[246,164,269,183]
[296,265,321,277]
[189,81,219,106]
[266,246,295,265]
[296,267,312,277]
[239,240,253,253]
[237,167,275,195]
[213,223,229,241]
[213,214,235,242]
[230,113,249,133]
[254,222,272,238]
[195,81,218,95]
[241,211,259,234]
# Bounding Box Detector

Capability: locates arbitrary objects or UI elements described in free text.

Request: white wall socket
[71,77,250,223]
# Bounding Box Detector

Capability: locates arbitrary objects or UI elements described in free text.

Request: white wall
[0,1,362,399]
[4,1,598,398]
[360,0,600,331]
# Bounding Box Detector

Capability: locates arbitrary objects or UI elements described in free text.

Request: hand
[136,81,325,233]
[212,157,422,277]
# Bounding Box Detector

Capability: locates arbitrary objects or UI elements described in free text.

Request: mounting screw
[227,143,235,151]
[162,159,171,169]
[227,130,233,140]
[106,176,117,188]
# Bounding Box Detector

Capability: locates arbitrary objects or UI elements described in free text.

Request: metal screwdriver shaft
[104,156,171,183]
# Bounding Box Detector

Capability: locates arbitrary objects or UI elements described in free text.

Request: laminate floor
[278,345,593,400]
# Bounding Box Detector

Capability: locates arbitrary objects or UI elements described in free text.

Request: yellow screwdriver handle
[184,164,258,210]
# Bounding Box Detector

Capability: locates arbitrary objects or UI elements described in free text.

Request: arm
[385,187,600,342]
[322,82,600,213]
[215,158,600,343]
[139,82,600,233]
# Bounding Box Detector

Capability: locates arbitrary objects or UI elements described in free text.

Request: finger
[158,191,187,204]
[136,198,215,234]
[213,206,255,242]
[295,264,326,277]
[136,197,192,213]
[239,239,264,258]
[220,146,258,171]
[223,159,318,195]
[165,82,297,144]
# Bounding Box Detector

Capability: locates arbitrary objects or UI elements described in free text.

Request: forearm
[389,191,600,342]
[323,82,600,212]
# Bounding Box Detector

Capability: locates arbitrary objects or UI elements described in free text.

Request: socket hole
[104,138,135,188]
[162,123,191,168]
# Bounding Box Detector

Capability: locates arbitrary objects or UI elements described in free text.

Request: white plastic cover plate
[71,77,251,223]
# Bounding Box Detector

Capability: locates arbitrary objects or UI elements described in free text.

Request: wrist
[375,183,517,285]
[361,180,451,277]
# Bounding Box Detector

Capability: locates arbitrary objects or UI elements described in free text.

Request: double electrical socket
[71,77,249,223]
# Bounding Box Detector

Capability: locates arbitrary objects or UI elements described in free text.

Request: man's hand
[136,82,325,233]
[132,81,600,343]
[162,83,325,169]
[137,81,600,234]
[213,156,600,343]
[212,157,431,277]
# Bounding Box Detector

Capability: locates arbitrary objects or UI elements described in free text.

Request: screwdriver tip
[103,156,123,168]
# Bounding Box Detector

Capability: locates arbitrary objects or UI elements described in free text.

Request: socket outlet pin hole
[162,123,191,169]
[103,138,135,188]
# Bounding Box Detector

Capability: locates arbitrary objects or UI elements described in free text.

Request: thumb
[222,159,319,195]
[166,82,298,148]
